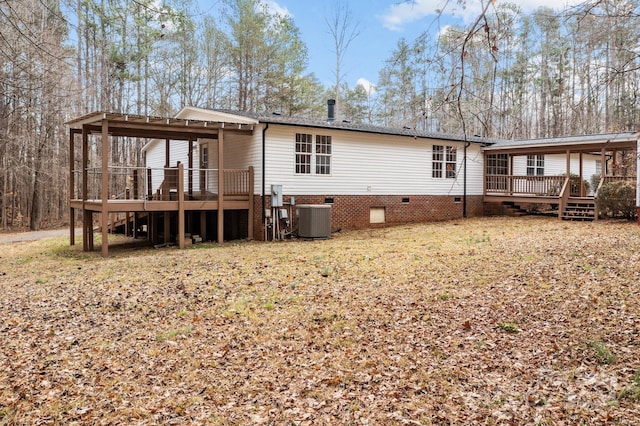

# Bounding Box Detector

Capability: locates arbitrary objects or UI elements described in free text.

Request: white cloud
[262,0,292,17]
[381,0,587,32]
[356,78,376,94]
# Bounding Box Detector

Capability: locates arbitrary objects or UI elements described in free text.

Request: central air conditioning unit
[297,204,331,239]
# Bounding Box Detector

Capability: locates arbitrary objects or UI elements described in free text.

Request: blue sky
[256,0,585,92]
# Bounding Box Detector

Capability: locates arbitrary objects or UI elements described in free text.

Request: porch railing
[72,166,253,201]
[485,175,565,196]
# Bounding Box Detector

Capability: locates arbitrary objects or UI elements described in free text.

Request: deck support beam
[218,129,224,244]
[248,166,254,240]
[69,130,76,246]
[178,163,185,248]
[82,126,89,251]
[101,119,109,257]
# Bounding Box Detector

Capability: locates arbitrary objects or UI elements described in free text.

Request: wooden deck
[484,175,636,220]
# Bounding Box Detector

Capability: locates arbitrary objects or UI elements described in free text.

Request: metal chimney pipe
[327,99,335,121]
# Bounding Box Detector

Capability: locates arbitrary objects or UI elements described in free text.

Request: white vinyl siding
[262,125,483,196]
[513,153,599,178]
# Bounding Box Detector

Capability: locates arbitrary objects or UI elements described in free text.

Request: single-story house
[66,102,639,256]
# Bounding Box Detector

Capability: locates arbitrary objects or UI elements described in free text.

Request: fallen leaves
[0,217,639,424]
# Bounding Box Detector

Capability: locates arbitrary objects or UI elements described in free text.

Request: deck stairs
[561,197,596,221]
[501,201,528,216]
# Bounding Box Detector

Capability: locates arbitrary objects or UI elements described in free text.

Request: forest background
[1,0,639,230]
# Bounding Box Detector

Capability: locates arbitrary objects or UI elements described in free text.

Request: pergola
[66,112,255,257]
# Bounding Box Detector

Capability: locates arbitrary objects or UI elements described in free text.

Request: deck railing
[485,175,565,196]
[72,166,253,201]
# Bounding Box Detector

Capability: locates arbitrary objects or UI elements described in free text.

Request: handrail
[485,174,565,196]
[558,176,571,219]
[71,166,252,202]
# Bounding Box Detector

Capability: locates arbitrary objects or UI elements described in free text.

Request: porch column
[82,125,89,251]
[565,149,571,177]
[218,129,224,243]
[69,130,75,246]
[579,152,584,196]
[178,163,185,248]
[101,119,109,257]
[165,139,170,167]
[248,166,254,240]
[188,138,194,199]
[509,155,514,194]
[636,138,640,224]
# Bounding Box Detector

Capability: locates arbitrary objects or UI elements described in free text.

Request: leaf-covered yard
[1,217,639,425]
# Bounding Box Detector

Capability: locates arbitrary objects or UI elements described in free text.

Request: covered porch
[66,112,255,256]
[483,133,639,220]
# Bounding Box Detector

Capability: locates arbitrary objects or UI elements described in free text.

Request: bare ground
[0,216,639,425]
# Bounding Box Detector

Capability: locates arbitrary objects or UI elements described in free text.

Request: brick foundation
[252,194,484,240]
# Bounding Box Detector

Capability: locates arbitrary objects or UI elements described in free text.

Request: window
[295,133,312,174]
[527,155,544,176]
[486,154,508,175]
[295,133,331,175]
[432,145,443,178]
[432,145,456,179]
[315,135,331,175]
[446,146,457,178]
[595,160,602,175]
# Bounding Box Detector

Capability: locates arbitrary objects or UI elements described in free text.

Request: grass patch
[618,371,640,401]
[587,340,616,365]
[497,322,520,333]
[156,325,193,342]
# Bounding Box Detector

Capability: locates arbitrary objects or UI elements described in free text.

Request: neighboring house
[66,105,639,256]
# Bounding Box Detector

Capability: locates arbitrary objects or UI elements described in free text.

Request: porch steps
[562,198,596,221]
[501,201,528,216]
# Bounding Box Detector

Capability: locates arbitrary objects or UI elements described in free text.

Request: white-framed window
[432,145,443,178]
[595,160,602,175]
[315,135,331,175]
[295,133,312,174]
[295,133,331,175]
[486,153,508,175]
[446,146,457,178]
[433,145,456,179]
[527,155,544,176]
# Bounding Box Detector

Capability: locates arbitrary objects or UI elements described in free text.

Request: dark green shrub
[595,180,637,220]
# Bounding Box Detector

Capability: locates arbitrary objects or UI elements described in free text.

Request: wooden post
[248,166,254,240]
[200,212,207,242]
[101,119,109,257]
[147,168,153,200]
[509,155,514,195]
[178,163,185,249]
[88,212,94,251]
[165,138,170,168]
[69,130,75,246]
[579,152,584,197]
[188,139,194,199]
[218,129,224,243]
[82,126,89,251]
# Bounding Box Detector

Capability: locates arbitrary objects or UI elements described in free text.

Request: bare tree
[325,1,360,120]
